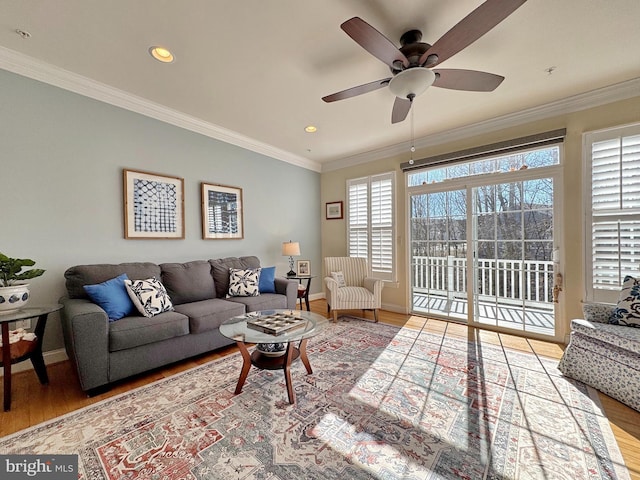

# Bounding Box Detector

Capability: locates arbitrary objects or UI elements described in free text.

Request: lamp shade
[282,241,300,257]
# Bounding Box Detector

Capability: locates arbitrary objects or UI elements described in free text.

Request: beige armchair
[324,257,383,322]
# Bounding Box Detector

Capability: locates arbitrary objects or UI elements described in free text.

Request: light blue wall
[0,69,321,352]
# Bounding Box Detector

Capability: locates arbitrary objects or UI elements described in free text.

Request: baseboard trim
[381,303,409,314]
[0,348,68,377]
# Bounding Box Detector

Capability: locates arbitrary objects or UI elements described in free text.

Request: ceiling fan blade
[322,78,391,103]
[419,0,527,67]
[391,97,412,124]
[341,17,409,68]
[432,69,504,91]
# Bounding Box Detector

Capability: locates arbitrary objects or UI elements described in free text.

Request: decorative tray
[246,313,307,336]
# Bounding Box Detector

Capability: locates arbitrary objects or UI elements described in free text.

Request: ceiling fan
[322,0,527,123]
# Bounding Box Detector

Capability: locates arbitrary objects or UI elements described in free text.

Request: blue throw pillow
[258,266,276,293]
[84,273,136,321]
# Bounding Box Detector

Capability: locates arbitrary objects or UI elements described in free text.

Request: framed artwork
[123,169,185,239]
[201,182,244,239]
[296,260,311,276]
[326,201,343,220]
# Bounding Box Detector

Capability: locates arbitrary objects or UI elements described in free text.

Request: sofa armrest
[60,297,110,392]
[274,277,298,309]
[582,302,615,324]
[324,277,339,293]
[363,277,384,296]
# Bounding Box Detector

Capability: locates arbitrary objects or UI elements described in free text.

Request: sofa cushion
[109,311,189,352]
[228,268,261,297]
[65,263,161,300]
[83,273,136,321]
[570,319,640,355]
[258,266,276,293]
[173,298,246,334]
[209,256,261,299]
[610,275,640,327]
[160,260,215,305]
[227,293,288,313]
[125,277,174,318]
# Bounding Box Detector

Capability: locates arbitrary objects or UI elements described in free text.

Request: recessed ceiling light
[149,46,174,63]
[304,125,317,133]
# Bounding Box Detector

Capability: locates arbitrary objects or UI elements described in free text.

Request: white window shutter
[586,125,640,302]
[347,173,395,281]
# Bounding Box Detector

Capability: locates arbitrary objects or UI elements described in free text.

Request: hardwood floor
[1,300,639,479]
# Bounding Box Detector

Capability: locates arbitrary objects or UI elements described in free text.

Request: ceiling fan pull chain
[409,105,416,164]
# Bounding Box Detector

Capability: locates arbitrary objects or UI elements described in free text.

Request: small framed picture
[296,260,311,276]
[201,182,244,239]
[123,169,185,239]
[326,201,343,220]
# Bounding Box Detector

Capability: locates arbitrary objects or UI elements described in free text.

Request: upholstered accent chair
[323,257,384,322]
[558,301,640,412]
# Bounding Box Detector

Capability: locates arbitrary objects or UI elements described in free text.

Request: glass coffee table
[220,309,329,404]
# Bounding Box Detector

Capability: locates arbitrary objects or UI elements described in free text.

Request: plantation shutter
[370,174,393,276]
[347,172,395,281]
[348,179,368,259]
[586,123,640,302]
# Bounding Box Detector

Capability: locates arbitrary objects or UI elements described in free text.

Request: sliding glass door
[408,147,562,338]
[410,189,468,322]
[471,178,555,335]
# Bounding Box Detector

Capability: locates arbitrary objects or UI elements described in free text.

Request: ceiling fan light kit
[322,0,528,123]
[388,68,435,99]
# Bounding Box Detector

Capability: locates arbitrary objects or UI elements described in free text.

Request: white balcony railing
[412,256,554,308]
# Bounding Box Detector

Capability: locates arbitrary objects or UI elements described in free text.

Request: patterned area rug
[0,318,629,479]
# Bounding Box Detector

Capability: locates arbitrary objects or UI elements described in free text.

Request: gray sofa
[60,256,297,393]
[558,302,640,411]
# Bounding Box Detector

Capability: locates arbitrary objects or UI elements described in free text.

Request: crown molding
[0,47,322,173]
[322,77,640,172]
[1,46,637,176]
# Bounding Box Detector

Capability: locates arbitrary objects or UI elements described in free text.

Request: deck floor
[412,293,555,336]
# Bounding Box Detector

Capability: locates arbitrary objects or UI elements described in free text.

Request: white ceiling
[1,0,639,172]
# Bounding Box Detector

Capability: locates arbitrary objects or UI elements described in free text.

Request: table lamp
[282,241,300,277]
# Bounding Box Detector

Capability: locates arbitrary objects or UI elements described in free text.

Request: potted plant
[0,253,45,313]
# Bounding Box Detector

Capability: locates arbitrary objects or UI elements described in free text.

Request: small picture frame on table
[296,260,311,276]
[326,201,343,220]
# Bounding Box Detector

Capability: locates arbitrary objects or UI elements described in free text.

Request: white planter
[0,284,30,314]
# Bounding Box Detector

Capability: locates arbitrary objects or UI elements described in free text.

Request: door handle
[553,273,563,303]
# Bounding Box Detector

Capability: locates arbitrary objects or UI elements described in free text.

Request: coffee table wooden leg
[283,343,296,404]
[2,323,12,411]
[234,341,252,395]
[30,313,50,384]
[298,338,312,374]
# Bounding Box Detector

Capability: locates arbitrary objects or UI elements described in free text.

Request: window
[347,172,395,281]
[585,123,640,303]
[407,147,559,186]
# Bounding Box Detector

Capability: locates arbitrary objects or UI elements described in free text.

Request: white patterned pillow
[331,271,346,288]
[228,268,261,297]
[124,277,174,318]
[609,276,640,327]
